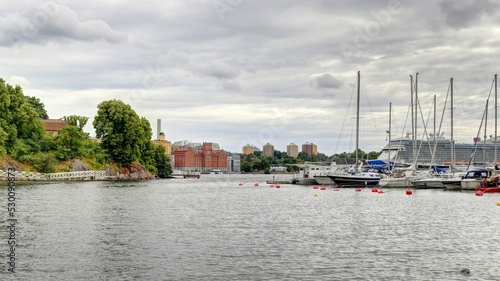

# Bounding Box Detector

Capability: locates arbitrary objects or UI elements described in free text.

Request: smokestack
[157,119,161,139]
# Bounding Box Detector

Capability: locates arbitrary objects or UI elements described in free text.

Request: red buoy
[372,188,378,193]
[313,185,319,189]
[356,188,362,192]
[476,190,484,196]
[276,184,281,188]
[320,186,326,190]
[254,183,259,187]
[270,184,274,187]
[378,190,384,194]
[333,188,339,191]
[238,183,243,186]
[406,189,413,195]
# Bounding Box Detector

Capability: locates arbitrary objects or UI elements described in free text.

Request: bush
[20,153,58,173]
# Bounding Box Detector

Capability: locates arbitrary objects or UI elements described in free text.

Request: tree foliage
[0,80,45,156]
[56,126,86,160]
[93,100,147,166]
[93,100,169,176]
[152,144,173,178]
[26,96,48,119]
[63,115,89,132]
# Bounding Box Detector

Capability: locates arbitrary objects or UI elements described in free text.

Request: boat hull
[476,187,500,193]
[314,175,335,185]
[461,179,480,190]
[443,180,462,191]
[411,179,445,189]
[379,177,413,188]
[328,175,380,186]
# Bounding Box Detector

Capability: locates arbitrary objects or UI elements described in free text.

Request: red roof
[41,119,69,131]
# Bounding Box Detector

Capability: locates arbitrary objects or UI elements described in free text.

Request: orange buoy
[356,188,362,192]
[320,186,326,190]
[406,189,413,195]
[313,185,319,189]
[476,190,484,196]
[378,190,384,194]
[372,188,378,193]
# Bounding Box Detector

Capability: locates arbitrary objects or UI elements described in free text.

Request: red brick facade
[173,142,227,171]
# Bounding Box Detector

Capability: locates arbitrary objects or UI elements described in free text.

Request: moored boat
[328,172,382,187]
[460,168,494,190]
[475,176,500,193]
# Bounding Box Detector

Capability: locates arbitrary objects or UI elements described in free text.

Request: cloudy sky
[1,0,500,155]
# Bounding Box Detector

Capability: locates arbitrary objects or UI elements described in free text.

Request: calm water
[1,174,500,280]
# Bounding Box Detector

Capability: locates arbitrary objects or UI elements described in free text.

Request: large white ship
[378,133,500,167]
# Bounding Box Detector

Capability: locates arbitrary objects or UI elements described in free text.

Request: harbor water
[2,174,500,280]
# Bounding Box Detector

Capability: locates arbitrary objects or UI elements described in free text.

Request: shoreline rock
[108,162,155,180]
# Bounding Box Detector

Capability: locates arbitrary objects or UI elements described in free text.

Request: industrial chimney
[157,119,161,140]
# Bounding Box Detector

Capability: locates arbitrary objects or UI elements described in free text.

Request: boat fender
[482,179,488,188]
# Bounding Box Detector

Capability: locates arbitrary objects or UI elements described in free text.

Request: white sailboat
[328,71,383,187]
[461,74,500,190]
[411,77,465,189]
[380,74,419,188]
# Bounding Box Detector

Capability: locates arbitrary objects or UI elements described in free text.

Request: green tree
[93,100,153,167]
[241,161,252,173]
[153,144,172,178]
[63,115,89,132]
[0,80,45,155]
[367,151,380,159]
[56,126,86,160]
[273,150,282,159]
[298,151,311,162]
[26,96,48,119]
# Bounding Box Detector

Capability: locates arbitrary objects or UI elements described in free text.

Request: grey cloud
[220,80,241,91]
[196,61,241,80]
[314,74,343,89]
[0,3,126,46]
[438,0,496,29]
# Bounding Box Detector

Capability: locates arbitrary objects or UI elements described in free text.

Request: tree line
[240,149,380,173]
[0,79,172,177]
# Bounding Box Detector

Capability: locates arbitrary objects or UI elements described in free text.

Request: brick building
[302,142,318,157]
[173,142,227,171]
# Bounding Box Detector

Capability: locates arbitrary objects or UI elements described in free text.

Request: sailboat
[327,71,383,187]
[411,78,465,189]
[473,74,500,193]
[380,74,423,188]
[378,102,414,188]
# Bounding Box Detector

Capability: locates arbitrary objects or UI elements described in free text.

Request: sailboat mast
[433,94,436,144]
[389,102,392,171]
[356,71,360,166]
[495,74,498,165]
[410,75,415,162]
[415,72,419,159]
[451,78,455,167]
[483,99,488,165]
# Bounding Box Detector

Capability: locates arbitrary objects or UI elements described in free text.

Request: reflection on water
[1,174,500,280]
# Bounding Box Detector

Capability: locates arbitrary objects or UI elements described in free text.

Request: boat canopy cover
[432,165,447,173]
